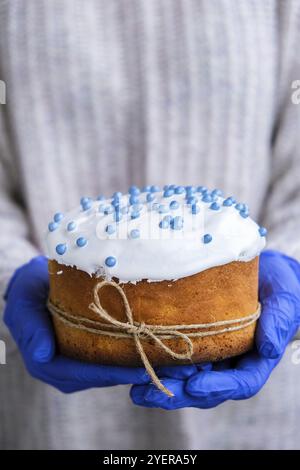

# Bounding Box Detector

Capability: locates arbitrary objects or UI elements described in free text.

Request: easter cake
[45,185,266,382]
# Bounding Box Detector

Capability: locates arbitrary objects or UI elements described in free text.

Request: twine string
[89,281,194,397]
[48,280,261,398]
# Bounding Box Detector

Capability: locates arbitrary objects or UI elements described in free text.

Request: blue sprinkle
[150,185,160,193]
[67,221,77,231]
[129,195,139,205]
[98,204,105,213]
[159,219,170,229]
[158,204,168,214]
[197,186,207,193]
[259,226,267,237]
[211,188,223,198]
[129,186,140,196]
[186,196,197,205]
[54,212,64,223]
[185,186,196,194]
[170,200,179,210]
[96,194,105,201]
[230,197,237,204]
[76,237,88,247]
[111,196,122,204]
[163,185,170,190]
[112,191,122,199]
[48,221,58,232]
[236,203,249,213]
[203,234,212,244]
[170,216,183,230]
[105,256,117,267]
[104,205,114,215]
[163,215,173,223]
[106,224,115,235]
[130,229,140,239]
[131,211,140,220]
[80,197,91,206]
[191,204,200,214]
[163,188,175,198]
[223,197,233,207]
[210,202,220,211]
[142,185,151,192]
[175,186,185,194]
[169,184,177,190]
[111,199,120,208]
[202,194,213,203]
[56,243,67,255]
[240,209,249,218]
[114,211,122,222]
[146,193,155,203]
[82,199,92,211]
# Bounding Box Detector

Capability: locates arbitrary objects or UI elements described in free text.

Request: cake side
[48,257,259,366]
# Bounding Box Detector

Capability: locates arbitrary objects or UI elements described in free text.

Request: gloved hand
[3,256,150,393]
[131,250,300,409]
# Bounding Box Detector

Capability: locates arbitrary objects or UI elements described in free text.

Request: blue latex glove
[131,250,300,409]
[3,256,150,393]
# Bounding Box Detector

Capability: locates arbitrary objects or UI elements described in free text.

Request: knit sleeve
[0,112,38,332]
[260,4,300,261]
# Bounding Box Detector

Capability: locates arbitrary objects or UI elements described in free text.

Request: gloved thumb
[186,371,241,400]
[27,328,55,363]
[258,251,300,359]
[257,293,298,359]
[186,353,276,401]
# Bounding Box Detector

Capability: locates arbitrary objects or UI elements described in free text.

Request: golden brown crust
[48,257,259,366]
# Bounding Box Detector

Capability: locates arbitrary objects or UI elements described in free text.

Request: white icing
[45,189,266,282]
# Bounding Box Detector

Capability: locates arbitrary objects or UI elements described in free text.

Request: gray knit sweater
[0,0,300,450]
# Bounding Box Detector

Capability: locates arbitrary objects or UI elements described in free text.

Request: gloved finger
[155,362,212,379]
[27,327,56,363]
[186,351,279,401]
[130,378,223,410]
[258,251,300,358]
[27,355,151,391]
[4,256,49,305]
[5,300,55,363]
[257,293,298,358]
[3,256,55,362]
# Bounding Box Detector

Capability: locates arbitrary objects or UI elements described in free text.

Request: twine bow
[89,281,194,397]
